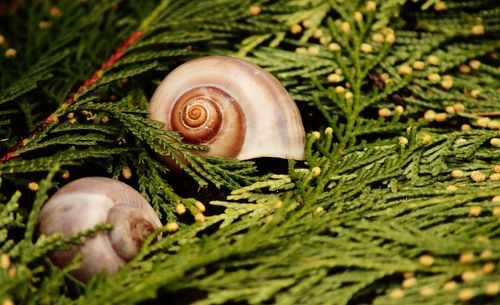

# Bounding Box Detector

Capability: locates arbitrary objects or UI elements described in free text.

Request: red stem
[0,31,144,164]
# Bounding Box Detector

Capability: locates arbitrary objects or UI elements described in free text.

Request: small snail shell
[37,177,162,282]
[149,56,306,160]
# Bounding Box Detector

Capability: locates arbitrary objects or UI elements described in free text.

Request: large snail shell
[37,177,162,282]
[149,56,306,160]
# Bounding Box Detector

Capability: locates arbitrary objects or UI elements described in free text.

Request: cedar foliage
[1,0,500,304]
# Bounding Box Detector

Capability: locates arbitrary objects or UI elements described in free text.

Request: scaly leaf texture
[0,0,499,305]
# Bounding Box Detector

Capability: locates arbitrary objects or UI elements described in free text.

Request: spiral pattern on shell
[170,86,245,157]
[149,56,305,160]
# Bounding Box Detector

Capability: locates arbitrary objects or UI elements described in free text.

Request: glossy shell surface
[38,177,161,282]
[149,56,305,160]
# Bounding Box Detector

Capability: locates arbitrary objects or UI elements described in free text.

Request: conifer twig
[474,111,500,117]
[0,0,170,164]
[0,32,143,163]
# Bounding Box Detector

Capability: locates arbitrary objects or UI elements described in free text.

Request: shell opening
[130,218,155,247]
[107,205,157,262]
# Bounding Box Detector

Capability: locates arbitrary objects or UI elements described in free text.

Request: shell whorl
[169,86,245,158]
[149,56,305,160]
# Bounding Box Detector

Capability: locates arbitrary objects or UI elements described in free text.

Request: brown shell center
[171,87,226,144]
[182,97,216,128]
[169,86,246,158]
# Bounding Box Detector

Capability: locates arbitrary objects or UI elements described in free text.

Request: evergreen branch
[1,1,500,304]
[0,147,127,175]
[0,0,172,164]
[22,164,59,244]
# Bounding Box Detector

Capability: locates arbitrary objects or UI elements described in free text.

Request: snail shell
[37,177,162,282]
[149,56,306,160]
